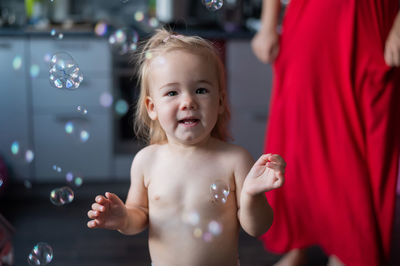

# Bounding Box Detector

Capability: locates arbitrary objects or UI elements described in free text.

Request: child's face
[145,49,223,145]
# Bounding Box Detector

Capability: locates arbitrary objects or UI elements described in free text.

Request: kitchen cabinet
[0,37,32,180]
[226,40,273,159]
[29,37,113,181]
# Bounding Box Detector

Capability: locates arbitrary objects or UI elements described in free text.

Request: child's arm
[236,153,285,237]
[87,152,149,235]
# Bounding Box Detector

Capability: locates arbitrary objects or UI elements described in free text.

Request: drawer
[33,112,112,181]
[32,76,111,109]
[29,38,111,77]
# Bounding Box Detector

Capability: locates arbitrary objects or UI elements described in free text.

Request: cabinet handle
[55,115,89,123]
[0,43,11,49]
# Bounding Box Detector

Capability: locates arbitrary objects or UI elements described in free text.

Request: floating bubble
[50,186,74,206]
[80,130,90,142]
[76,105,88,115]
[148,17,159,28]
[210,180,230,204]
[65,122,74,134]
[145,51,153,59]
[134,11,144,22]
[182,211,200,226]
[99,92,113,108]
[30,64,40,78]
[108,28,139,55]
[203,232,213,242]
[57,33,64,40]
[208,220,222,236]
[115,99,129,116]
[65,172,83,187]
[50,29,56,36]
[94,22,107,36]
[25,150,35,163]
[27,242,53,265]
[11,141,20,155]
[0,178,3,188]
[49,52,83,89]
[43,53,52,63]
[52,165,62,173]
[24,180,32,189]
[193,227,203,238]
[202,0,223,11]
[12,56,22,70]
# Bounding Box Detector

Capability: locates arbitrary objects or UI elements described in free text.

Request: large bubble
[202,0,224,11]
[27,242,53,265]
[49,52,83,89]
[50,186,74,206]
[108,28,139,55]
[210,180,230,204]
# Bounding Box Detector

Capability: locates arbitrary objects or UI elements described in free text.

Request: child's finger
[106,192,124,205]
[267,162,285,173]
[269,154,286,165]
[87,210,99,219]
[87,219,98,228]
[95,195,107,204]
[91,203,106,212]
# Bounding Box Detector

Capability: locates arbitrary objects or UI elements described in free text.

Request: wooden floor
[1,181,399,266]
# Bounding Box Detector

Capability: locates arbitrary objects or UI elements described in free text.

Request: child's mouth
[178,118,200,126]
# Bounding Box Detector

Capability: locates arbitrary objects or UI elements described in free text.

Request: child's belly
[147,195,240,266]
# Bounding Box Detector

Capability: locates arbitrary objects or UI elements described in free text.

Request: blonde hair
[134,28,231,144]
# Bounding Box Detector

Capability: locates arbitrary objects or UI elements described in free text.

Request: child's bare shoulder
[131,144,164,169]
[213,139,254,163]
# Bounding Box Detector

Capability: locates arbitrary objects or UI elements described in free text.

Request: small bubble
[202,0,224,11]
[99,92,113,108]
[12,56,22,70]
[80,130,90,142]
[49,52,83,90]
[210,180,230,204]
[50,29,56,36]
[24,180,32,189]
[76,105,88,115]
[65,122,74,134]
[134,11,144,22]
[115,99,129,116]
[57,33,64,39]
[94,22,107,36]
[11,141,20,155]
[30,64,40,78]
[27,242,53,265]
[50,186,74,206]
[25,150,35,163]
[208,220,222,236]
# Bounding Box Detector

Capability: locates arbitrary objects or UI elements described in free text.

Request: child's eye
[196,88,208,94]
[166,91,177,96]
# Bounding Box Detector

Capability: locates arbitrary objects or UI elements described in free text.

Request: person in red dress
[251,0,400,265]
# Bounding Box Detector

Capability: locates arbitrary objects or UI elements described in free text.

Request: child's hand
[243,154,285,196]
[87,192,128,230]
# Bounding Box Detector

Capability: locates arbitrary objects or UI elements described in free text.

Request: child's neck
[166,136,215,154]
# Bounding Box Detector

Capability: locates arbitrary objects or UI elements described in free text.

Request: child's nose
[180,94,197,110]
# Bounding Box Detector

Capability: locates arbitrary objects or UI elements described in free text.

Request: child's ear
[145,96,157,120]
[218,95,224,114]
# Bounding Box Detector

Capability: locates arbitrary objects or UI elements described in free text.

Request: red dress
[260,1,400,265]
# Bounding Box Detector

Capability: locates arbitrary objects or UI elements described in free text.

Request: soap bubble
[27,242,53,265]
[115,99,129,116]
[208,220,222,236]
[24,180,32,189]
[30,64,40,78]
[66,172,83,187]
[11,141,20,155]
[52,164,62,173]
[94,22,107,36]
[50,186,74,206]
[202,0,223,11]
[108,28,139,55]
[76,105,88,115]
[57,33,64,40]
[99,92,113,108]
[49,52,83,90]
[65,122,74,134]
[80,130,90,142]
[12,55,22,70]
[210,180,230,204]
[134,11,144,22]
[50,29,56,36]
[25,150,35,163]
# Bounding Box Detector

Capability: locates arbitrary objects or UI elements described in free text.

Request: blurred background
[0,0,398,265]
